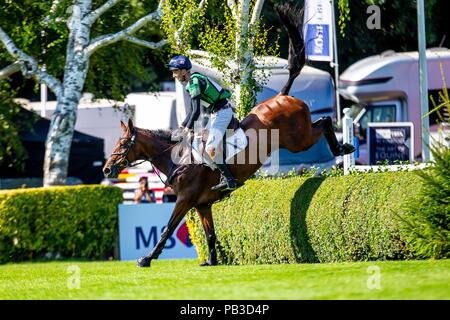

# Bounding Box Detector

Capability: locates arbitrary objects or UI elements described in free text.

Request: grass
[0,259,449,300]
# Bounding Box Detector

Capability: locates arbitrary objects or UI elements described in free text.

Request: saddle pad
[191,128,248,168]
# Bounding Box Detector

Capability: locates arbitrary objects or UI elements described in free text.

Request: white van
[125,91,178,130]
[339,48,450,164]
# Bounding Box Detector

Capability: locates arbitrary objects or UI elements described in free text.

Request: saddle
[167,115,245,184]
[227,115,240,131]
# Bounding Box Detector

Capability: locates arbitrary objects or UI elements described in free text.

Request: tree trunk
[43,56,88,186]
[1,0,166,186]
[43,1,90,186]
[43,100,78,186]
[233,0,256,119]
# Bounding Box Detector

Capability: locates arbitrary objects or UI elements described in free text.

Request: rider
[168,54,237,191]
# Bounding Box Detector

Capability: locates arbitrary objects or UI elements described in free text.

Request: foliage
[401,144,450,259]
[337,0,350,36]
[0,82,36,170]
[161,0,206,53]
[0,185,123,263]
[162,0,280,119]
[85,43,160,101]
[426,63,450,124]
[187,171,424,265]
[0,0,163,101]
[199,6,279,118]
[86,0,168,98]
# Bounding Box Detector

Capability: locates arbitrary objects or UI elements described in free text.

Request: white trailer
[339,48,450,164]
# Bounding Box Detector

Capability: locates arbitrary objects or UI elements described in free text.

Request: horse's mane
[139,128,176,145]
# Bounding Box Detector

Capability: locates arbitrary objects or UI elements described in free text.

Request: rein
[144,143,177,186]
[111,129,177,186]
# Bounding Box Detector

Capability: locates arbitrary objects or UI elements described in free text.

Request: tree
[162,0,277,119]
[160,0,358,119]
[0,0,169,186]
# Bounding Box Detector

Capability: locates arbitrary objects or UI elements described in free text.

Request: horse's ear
[120,120,127,133]
[128,118,134,132]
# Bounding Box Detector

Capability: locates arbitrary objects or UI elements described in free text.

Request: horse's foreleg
[137,199,192,268]
[195,204,217,266]
[312,116,355,156]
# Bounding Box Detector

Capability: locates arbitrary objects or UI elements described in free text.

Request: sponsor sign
[367,122,414,165]
[304,0,334,61]
[119,204,197,260]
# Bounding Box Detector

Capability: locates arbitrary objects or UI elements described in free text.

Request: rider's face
[172,69,188,83]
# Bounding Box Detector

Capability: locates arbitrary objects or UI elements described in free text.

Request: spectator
[162,186,177,203]
[134,176,156,203]
[100,178,114,186]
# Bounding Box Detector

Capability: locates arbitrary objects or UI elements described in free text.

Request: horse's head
[103,119,140,178]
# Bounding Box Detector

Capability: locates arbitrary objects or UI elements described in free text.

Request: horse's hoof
[342,143,356,155]
[137,256,151,268]
[334,143,356,156]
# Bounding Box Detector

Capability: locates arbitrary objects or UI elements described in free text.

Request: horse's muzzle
[103,165,119,178]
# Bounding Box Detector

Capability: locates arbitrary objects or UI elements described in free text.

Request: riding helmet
[167,55,192,70]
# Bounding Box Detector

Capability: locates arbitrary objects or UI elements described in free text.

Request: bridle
[108,129,177,185]
[110,131,137,168]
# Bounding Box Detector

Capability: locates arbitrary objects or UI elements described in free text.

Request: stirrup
[211,177,237,191]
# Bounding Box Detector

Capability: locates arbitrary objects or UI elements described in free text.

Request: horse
[103,3,354,268]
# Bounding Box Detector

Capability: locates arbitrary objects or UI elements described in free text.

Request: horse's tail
[275,3,306,96]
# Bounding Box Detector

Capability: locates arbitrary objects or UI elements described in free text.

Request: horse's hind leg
[137,198,192,267]
[312,116,355,156]
[196,204,217,266]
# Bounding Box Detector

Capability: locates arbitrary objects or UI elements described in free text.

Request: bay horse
[103,4,354,267]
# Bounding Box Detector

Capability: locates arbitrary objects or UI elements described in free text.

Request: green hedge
[402,146,450,258]
[187,171,423,265]
[0,185,123,263]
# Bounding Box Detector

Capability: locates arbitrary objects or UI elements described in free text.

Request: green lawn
[0,259,449,299]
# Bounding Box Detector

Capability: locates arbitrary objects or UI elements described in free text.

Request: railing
[341,108,449,175]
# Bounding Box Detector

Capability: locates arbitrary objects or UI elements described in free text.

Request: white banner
[303,0,334,62]
[118,204,198,261]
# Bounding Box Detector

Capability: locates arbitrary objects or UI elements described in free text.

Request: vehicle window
[359,109,371,133]
[358,104,396,142]
[428,89,450,126]
[349,104,364,119]
[372,105,395,122]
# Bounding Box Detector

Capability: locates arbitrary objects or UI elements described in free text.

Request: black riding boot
[211,163,237,191]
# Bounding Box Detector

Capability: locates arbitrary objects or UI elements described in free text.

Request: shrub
[0,185,123,263]
[401,144,450,258]
[187,171,423,265]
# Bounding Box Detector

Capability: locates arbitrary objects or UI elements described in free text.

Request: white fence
[341,108,449,174]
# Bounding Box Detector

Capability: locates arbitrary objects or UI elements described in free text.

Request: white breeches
[205,107,234,162]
